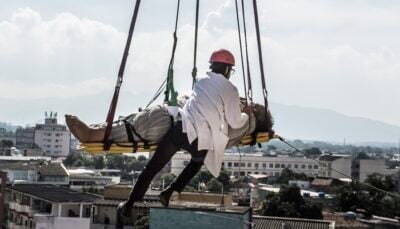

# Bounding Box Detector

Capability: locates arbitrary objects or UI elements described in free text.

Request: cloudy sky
[0,0,399,128]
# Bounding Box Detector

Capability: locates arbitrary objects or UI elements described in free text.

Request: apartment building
[352,159,386,182]
[5,184,100,229]
[15,113,71,158]
[171,152,320,178]
[318,155,352,179]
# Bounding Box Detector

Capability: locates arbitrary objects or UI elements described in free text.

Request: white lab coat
[181,72,249,177]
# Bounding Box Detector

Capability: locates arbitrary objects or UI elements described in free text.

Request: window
[294,164,298,169]
[269,163,273,168]
[254,172,259,174]
[240,171,245,176]
[275,164,280,168]
[240,162,245,167]
[221,162,225,167]
[228,162,232,167]
[308,164,312,169]
[314,165,318,169]
[301,164,306,169]
[247,163,252,167]
[55,133,60,137]
[281,164,285,168]
[183,160,189,166]
[234,162,239,167]
[288,164,292,168]
[254,163,259,168]
[262,163,267,168]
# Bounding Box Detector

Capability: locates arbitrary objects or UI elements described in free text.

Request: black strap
[252,0,273,138]
[234,0,248,102]
[103,0,141,151]
[191,0,200,89]
[123,119,149,149]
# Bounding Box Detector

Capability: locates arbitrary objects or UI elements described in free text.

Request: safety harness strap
[103,0,142,151]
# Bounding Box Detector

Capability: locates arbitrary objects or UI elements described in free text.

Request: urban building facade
[34,113,70,157]
[352,159,386,182]
[15,112,71,158]
[319,155,352,179]
[0,171,7,228]
[5,184,100,229]
[171,152,320,178]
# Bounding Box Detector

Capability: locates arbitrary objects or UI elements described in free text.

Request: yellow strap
[79,132,279,155]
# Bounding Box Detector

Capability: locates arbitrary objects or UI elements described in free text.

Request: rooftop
[253,215,335,229]
[7,184,101,203]
[39,163,69,176]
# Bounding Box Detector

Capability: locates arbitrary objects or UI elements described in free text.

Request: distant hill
[270,103,400,145]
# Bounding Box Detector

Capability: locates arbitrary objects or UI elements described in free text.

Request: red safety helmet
[209,49,235,66]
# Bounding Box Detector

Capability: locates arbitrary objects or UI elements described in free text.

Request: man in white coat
[117,49,253,227]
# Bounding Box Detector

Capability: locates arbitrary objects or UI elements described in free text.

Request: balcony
[14,203,24,212]
[8,202,16,210]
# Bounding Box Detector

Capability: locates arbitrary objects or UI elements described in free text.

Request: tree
[277,168,308,184]
[137,155,147,162]
[355,152,370,160]
[261,185,322,219]
[94,156,105,169]
[161,173,176,188]
[206,178,223,192]
[335,176,400,218]
[304,147,322,156]
[134,216,149,229]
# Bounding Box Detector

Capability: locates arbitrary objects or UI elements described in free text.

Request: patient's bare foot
[65,115,105,143]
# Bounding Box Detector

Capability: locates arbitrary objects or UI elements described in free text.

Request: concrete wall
[331,157,352,179]
[35,215,90,229]
[359,159,385,182]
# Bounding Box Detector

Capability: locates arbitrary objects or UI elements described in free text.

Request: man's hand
[243,104,255,115]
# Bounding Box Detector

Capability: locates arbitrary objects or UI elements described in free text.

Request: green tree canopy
[261,185,322,219]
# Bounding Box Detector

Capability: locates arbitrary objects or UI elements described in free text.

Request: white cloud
[0,2,400,128]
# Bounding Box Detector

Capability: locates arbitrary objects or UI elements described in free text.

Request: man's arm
[222,85,249,129]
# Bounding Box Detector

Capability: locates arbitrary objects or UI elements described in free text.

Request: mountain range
[270,103,400,146]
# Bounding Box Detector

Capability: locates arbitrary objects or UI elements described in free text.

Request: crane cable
[234,0,248,103]
[191,0,200,89]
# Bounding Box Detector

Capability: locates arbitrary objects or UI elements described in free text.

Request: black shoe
[117,201,133,218]
[116,200,133,228]
[159,188,173,207]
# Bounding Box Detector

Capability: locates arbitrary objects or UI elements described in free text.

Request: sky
[0,0,399,128]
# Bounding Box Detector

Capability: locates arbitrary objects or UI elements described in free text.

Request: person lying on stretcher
[65,97,272,148]
[65,49,273,227]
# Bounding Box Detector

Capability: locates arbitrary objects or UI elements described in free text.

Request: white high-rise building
[34,112,70,157]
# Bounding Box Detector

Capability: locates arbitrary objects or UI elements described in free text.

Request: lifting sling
[81,0,276,154]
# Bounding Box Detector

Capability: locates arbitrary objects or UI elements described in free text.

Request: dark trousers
[127,121,207,203]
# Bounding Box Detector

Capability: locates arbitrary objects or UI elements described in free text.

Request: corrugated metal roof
[7,184,101,203]
[253,215,334,229]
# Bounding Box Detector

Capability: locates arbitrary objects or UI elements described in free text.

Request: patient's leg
[65,115,105,143]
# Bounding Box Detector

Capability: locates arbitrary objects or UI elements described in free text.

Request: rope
[241,0,253,102]
[145,78,167,109]
[277,136,400,199]
[252,0,273,138]
[234,0,248,102]
[191,0,200,89]
[164,0,181,106]
[103,0,141,151]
